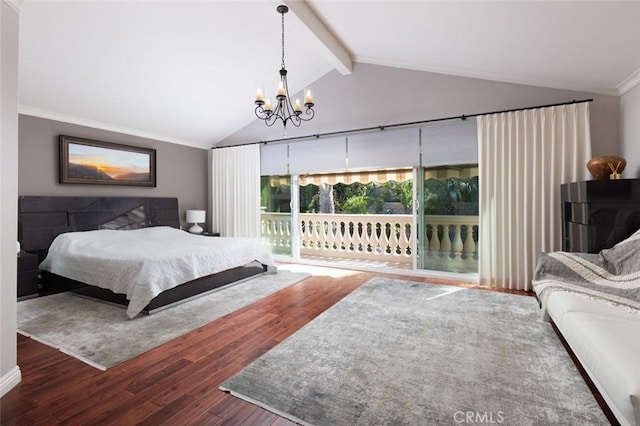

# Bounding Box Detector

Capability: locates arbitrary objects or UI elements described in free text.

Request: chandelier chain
[281,10,286,70]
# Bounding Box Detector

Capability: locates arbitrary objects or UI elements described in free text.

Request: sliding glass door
[417,165,479,274]
[258,118,479,275]
[260,175,294,258]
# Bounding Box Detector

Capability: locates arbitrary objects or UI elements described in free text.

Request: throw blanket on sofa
[532,229,640,320]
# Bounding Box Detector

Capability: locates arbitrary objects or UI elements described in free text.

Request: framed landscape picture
[59,135,156,187]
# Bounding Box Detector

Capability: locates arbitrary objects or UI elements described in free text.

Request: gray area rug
[17,270,309,370]
[221,277,607,425]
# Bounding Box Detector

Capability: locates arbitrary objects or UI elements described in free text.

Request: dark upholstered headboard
[18,196,180,261]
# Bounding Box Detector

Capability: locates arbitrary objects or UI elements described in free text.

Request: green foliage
[423,176,479,215]
[397,181,413,211]
[297,174,478,216]
[333,182,366,212]
[300,184,319,212]
[300,180,417,214]
[260,176,292,213]
[260,178,270,207]
[342,195,368,214]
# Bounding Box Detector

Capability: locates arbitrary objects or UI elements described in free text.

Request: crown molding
[617,68,640,96]
[18,106,208,150]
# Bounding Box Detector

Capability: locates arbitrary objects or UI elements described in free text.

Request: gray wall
[220,63,620,161]
[621,84,640,178]
[1,0,20,397]
[19,115,210,230]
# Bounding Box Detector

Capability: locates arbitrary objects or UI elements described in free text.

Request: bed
[18,196,276,318]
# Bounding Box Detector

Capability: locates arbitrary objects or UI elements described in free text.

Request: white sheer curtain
[478,103,592,290]
[209,144,261,238]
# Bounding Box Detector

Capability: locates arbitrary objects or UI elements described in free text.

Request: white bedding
[39,226,276,318]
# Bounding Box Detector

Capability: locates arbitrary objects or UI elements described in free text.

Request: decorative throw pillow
[599,227,640,275]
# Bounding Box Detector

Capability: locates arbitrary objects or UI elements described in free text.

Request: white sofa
[546,290,640,426]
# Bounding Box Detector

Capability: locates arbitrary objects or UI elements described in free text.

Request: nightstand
[201,232,220,237]
[17,252,39,299]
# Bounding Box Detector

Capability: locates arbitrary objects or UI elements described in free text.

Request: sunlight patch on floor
[277,263,363,278]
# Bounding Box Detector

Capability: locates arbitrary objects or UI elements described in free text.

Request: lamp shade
[186,210,206,223]
[186,210,206,234]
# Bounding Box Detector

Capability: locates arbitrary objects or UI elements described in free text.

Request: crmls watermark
[453,410,505,424]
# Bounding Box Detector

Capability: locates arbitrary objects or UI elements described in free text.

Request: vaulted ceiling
[18,1,640,149]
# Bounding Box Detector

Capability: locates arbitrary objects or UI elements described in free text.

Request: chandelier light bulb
[304,89,314,106]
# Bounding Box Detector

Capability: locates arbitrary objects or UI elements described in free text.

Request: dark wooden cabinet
[561,179,640,253]
[17,252,39,298]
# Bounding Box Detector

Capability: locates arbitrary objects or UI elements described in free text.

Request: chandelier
[254,4,315,128]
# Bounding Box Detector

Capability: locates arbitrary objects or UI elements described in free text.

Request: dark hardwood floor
[1,267,530,425]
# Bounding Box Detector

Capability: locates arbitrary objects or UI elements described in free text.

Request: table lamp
[186,210,206,234]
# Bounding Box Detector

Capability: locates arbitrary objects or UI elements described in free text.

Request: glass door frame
[260,174,297,260]
[290,174,300,260]
[413,166,425,270]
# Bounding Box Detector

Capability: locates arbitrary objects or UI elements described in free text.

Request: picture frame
[59,135,156,187]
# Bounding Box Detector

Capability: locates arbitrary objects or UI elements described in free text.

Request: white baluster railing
[298,213,414,264]
[260,212,292,254]
[260,212,479,272]
[423,215,479,273]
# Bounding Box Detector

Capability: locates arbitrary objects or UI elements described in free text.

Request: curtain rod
[212,98,593,149]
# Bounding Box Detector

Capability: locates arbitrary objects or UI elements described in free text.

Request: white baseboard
[0,365,22,398]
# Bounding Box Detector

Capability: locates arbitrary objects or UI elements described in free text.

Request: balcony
[261,213,479,274]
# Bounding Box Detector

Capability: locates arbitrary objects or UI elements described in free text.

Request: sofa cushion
[547,291,640,329]
[600,228,640,275]
[560,310,640,426]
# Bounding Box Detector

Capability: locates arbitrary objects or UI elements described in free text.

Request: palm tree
[318,183,335,214]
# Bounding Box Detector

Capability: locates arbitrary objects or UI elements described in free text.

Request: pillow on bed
[599,228,640,275]
[99,206,148,230]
